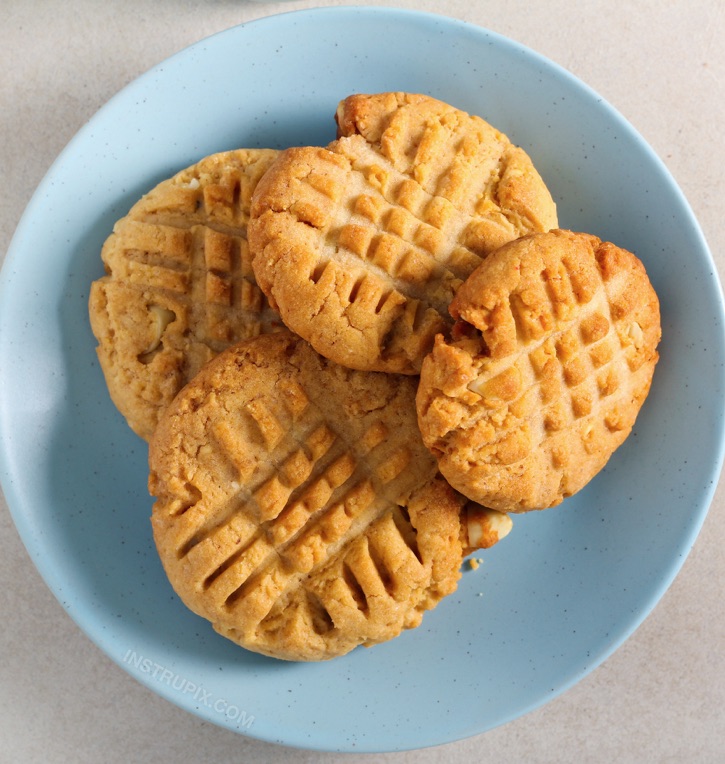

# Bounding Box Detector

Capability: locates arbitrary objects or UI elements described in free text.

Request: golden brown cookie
[248,92,558,375]
[149,331,511,661]
[89,149,282,441]
[416,229,661,512]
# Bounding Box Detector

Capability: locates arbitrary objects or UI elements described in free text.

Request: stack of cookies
[89,92,660,661]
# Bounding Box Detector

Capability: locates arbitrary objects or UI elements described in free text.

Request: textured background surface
[1,1,724,761]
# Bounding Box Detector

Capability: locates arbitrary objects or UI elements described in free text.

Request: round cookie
[149,332,511,661]
[416,229,661,512]
[89,148,282,441]
[248,92,558,375]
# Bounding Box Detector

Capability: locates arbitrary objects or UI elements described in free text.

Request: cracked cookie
[149,331,511,661]
[89,148,282,440]
[416,229,661,512]
[248,92,558,375]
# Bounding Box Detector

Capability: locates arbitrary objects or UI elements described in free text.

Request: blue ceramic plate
[1,7,723,753]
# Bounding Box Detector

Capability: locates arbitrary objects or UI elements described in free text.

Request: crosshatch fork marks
[177,392,419,621]
[462,241,645,458]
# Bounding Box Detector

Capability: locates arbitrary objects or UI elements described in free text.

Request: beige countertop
[1,1,723,761]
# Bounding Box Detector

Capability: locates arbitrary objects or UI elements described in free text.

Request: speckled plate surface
[1,7,723,753]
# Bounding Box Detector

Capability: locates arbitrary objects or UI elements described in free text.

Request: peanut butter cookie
[248,92,558,375]
[416,230,661,512]
[149,332,511,660]
[89,149,281,440]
